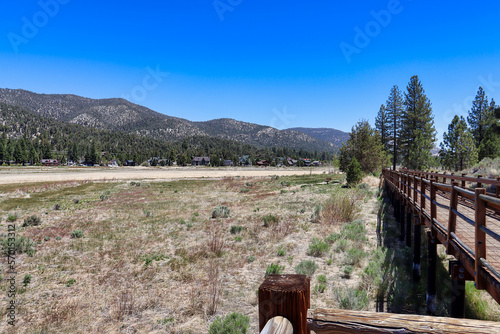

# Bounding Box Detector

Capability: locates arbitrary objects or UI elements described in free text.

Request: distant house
[312,161,321,166]
[256,160,270,166]
[239,155,252,166]
[108,159,119,167]
[224,160,233,166]
[301,158,312,166]
[41,159,59,166]
[191,156,210,166]
[123,160,135,166]
[286,157,297,166]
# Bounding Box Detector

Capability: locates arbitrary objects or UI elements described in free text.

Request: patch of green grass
[343,265,353,278]
[7,213,18,222]
[66,278,76,287]
[317,275,327,284]
[314,283,326,294]
[23,274,32,286]
[209,312,250,334]
[247,256,255,263]
[344,248,366,267]
[234,236,243,242]
[230,225,244,234]
[23,215,42,227]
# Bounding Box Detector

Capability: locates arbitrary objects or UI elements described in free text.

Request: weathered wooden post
[447,182,459,254]
[477,174,482,189]
[496,177,500,198]
[427,230,438,315]
[461,173,467,188]
[413,216,421,282]
[259,274,310,334]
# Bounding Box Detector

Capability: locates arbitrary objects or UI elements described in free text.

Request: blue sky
[0,1,499,144]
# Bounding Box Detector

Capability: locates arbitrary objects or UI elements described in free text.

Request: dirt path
[0,166,335,185]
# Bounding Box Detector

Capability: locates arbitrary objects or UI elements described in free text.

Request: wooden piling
[427,231,437,315]
[413,218,421,282]
[450,261,466,318]
[259,274,310,334]
[406,209,412,248]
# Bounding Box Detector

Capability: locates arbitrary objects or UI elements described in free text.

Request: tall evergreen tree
[375,104,390,152]
[338,120,388,174]
[467,87,492,148]
[385,85,404,170]
[440,115,477,171]
[401,75,436,170]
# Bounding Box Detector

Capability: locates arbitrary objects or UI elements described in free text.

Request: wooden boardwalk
[383,169,500,305]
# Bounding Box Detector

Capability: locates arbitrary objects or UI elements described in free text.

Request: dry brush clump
[320,189,362,224]
[207,221,226,256]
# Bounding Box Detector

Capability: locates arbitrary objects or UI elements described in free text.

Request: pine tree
[375,104,390,152]
[385,85,404,170]
[467,87,492,148]
[440,115,477,171]
[338,120,388,174]
[401,75,436,170]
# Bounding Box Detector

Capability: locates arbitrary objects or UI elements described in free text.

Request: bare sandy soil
[0,166,334,185]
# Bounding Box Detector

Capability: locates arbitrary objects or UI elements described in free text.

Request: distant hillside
[0,88,337,152]
[286,127,349,146]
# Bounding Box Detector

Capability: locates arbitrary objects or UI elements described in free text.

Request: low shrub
[277,245,286,257]
[343,265,353,278]
[263,214,278,227]
[321,190,360,224]
[240,187,250,193]
[0,236,37,256]
[209,312,250,334]
[314,283,327,294]
[230,225,244,234]
[335,239,350,252]
[317,275,327,284]
[342,220,367,243]
[295,260,318,277]
[53,203,61,210]
[344,248,366,267]
[334,287,369,310]
[23,274,32,286]
[212,205,230,219]
[247,256,255,263]
[265,263,285,276]
[23,215,42,227]
[7,213,17,222]
[70,230,84,239]
[308,238,329,257]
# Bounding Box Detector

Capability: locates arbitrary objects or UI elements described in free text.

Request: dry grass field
[0,168,383,333]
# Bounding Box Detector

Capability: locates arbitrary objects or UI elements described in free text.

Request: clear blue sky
[1,1,499,144]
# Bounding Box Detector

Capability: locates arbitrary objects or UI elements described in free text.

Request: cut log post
[307,308,500,333]
[413,217,422,282]
[462,173,467,188]
[427,230,438,315]
[259,274,310,334]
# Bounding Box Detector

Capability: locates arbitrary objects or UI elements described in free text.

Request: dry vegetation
[0,171,384,333]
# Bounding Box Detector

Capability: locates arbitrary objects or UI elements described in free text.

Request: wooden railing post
[420,176,426,219]
[259,274,310,334]
[477,175,483,189]
[461,173,467,188]
[475,188,487,290]
[496,177,500,198]
[430,179,437,226]
[447,182,459,254]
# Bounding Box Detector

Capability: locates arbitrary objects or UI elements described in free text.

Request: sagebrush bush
[277,245,286,257]
[265,263,285,276]
[212,205,230,218]
[344,248,366,266]
[295,260,318,277]
[23,215,42,227]
[0,236,37,256]
[71,230,84,239]
[314,283,326,294]
[209,312,250,334]
[230,225,244,234]
[341,220,367,243]
[308,238,329,257]
[334,287,368,310]
[7,213,17,222]
[263,214,278,227]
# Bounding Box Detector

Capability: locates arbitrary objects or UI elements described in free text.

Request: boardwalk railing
[382,169,500,309]
[259,275,500,334]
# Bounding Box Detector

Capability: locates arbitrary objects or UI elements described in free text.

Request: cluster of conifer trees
[0,103,334,166]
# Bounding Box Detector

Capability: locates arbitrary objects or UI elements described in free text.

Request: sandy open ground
[0,166,334,185]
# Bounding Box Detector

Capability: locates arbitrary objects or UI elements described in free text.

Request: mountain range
[0,88,348,152]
